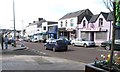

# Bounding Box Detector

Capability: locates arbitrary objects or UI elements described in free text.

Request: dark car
[101,39,120,51]
[44,39,68,52]
[59,38,71,45]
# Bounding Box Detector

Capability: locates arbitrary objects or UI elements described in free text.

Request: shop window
[96,32,107,40]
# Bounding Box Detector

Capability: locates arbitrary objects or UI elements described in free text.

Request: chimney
[33,21,35,23]
[38,18,43,21]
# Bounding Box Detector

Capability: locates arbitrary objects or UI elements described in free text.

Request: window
[65,20,67,26]
[99,18,103,27]
[83,20,86,28]
[37,29,39,31]
[96,32,107,40]
[70,19,74,27]
[61,21,63,27]
[43,26,46,30]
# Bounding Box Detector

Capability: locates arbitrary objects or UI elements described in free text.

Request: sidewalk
[1,44,86,71]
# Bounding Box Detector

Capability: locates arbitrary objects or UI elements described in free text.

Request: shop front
[48,26,58,39]
[58,28,76,40]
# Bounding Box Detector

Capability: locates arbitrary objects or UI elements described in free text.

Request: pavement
[0,43,86,71]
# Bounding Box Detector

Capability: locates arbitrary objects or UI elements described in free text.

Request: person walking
[4,35,8,49]
[0,33,4,50]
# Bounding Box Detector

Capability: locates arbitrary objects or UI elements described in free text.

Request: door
[90,32,94,41]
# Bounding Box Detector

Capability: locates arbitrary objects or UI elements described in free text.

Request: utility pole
[20,20,24,38]
[13,0,16,47]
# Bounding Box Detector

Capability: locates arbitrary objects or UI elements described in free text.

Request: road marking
[43,53,46,55]
[40,52,43,53]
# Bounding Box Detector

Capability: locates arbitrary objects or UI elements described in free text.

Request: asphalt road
[24,41,110,63]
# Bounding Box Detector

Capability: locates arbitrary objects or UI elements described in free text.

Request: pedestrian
[4,35,8,49]
[0,33,4,50]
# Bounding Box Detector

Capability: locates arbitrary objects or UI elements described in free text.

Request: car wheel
[65,47,68,51]
[53,47,56,52]
[84,44,87,48]
[72,43,75,46]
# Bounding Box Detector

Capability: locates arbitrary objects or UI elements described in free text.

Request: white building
[58,9,93,40]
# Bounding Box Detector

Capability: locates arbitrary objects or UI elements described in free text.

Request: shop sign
[66,28,74,31]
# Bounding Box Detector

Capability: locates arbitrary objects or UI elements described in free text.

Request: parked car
[71,38,95,47]
[59,37,71,45]
[101,39,120,51]
[44,39,68,52]
[46,38,56,43]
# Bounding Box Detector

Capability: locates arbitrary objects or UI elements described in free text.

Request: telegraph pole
[13,0,16,47]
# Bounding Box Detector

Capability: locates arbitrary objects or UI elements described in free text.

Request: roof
[107,12,113,21]
[59,9,90,20]
[101,12,109,20]
[89,12,109,23]
[37,19,46,27]
[84,15,92,22]
[89,14,99,23]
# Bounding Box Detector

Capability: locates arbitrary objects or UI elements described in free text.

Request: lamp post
[13,0,16,47]
[20,20,24,38]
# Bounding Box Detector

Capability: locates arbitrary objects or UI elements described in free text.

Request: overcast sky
[0,0,110,30]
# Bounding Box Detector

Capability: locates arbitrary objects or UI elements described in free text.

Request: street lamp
[13,0,16,47]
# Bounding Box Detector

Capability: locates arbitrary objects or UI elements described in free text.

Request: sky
[0,0,111,30]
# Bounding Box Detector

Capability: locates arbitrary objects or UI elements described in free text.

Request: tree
[103,0,120,72]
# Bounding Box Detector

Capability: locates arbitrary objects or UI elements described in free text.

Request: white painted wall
[58,17,77,30]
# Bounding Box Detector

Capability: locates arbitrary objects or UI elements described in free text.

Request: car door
[75,39,80,46]
[79,39,83,46]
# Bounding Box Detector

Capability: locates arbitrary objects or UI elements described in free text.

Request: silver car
[71,39,95,47]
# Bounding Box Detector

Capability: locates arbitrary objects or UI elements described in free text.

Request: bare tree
[103,0,113,12]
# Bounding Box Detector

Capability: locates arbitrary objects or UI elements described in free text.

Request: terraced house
[58,9,93,40]
[59,9,120,45]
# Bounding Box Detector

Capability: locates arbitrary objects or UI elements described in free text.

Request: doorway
[90,32,94,41]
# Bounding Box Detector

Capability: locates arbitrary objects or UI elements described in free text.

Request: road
[24,41,110,63]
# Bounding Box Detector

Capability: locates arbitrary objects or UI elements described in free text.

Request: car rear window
[57,40,66,45]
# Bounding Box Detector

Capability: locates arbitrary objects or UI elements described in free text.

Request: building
[58,9,93,40]
[42,21,58,39]
[78,12,120,45]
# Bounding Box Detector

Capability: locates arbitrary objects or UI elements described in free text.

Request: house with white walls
[58,9,93,40]
[24,18,46,41]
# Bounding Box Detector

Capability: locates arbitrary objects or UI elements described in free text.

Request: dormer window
[65,20,67,27]
[61,21,63,27]
[83,20,86,28]
[99,18,103,27]
[70,19,74,27]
